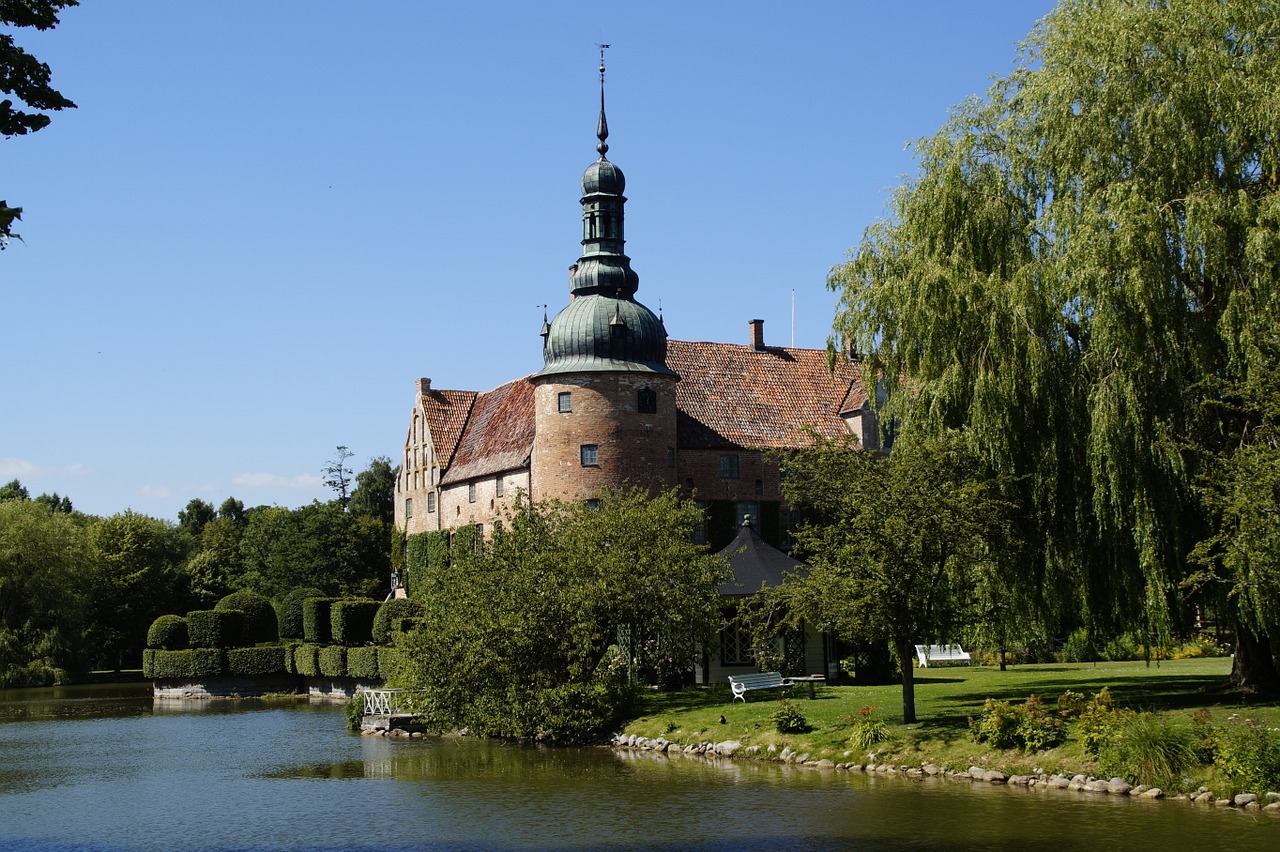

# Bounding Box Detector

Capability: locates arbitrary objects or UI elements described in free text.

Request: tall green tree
[349,456,398,525]
[86,511,187,670]
[236,500,385,599]
[1,0,78,245]
[827,0,1280,685]
[0,499,90,686]
[177,498,216,537]
[392,488,727,741]
[777,433,1011,723]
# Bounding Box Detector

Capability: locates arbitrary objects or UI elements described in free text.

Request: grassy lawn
[621,658,1279,787]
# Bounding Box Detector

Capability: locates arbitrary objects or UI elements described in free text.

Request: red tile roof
[422,342,866,480]
[420,389,477,470]
[666,340,863,450]
[440,377,536,484]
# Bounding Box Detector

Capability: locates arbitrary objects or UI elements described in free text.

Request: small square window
[720,454,740,480]
[495,476,504,497]
[427,492,436,513]
[558,392,572,413]
[581,444,598,466]
[404,498,413,519]
[468,482,476,503]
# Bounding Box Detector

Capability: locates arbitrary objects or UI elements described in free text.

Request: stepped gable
[666,339,863,450]
[440,377,536,484]
[420,388,478,470]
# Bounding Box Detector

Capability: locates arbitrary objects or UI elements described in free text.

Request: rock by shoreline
[608,733,1280,817]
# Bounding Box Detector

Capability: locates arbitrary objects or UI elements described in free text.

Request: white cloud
[0,458,87,478]
[140,485,173,499]
[232,472,323,489]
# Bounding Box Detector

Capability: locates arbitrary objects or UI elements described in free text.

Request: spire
[596,44,610,158]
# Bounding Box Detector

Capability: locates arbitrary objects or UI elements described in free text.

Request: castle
[391,63,881,684]
[393,67,877,559]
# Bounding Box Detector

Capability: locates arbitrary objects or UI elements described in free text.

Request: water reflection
[1,686,1278,851]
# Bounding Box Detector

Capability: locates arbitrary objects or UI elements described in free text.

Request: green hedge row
[372,598,424,644]
[187,610,245,648]
[216,591,279,644]
[303,598,337,644]
[277,587,324,640]
[332,599,379,645]
[144,645,399,681]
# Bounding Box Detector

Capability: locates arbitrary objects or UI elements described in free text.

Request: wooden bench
[728,672,793,702]
[914,644,972,668]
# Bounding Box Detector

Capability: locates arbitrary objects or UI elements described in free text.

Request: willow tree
[828,0,1280,685]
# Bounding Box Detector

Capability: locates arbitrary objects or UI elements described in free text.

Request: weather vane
[597,43,610,82]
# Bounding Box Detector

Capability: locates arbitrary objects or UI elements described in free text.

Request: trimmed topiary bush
[226,646,288,677]
[187,609,246,649]
[142,649,157,678]
[216,590,279,644]
[376,647,403,680]
[331,599,380,646]
[277,587,325,640]
[294,643,321,678]
[318,645,347,678]
[149,648,225,678]
[346,646,380,680]
[147,615,189,650]
[303,598,337,644]
[190,648,225,677]
[372,598,425,644]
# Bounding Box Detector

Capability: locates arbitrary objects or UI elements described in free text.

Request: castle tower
[530,54,679,503]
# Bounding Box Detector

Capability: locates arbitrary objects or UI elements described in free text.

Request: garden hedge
[303,598,337,644]
[346,646,380,680]
[277,587,325,640]
[216,591,279,644]
[376,647,403,680]
[318,645,347,678]
[226,646,288,677]
[293,643,321,677]
[372,598,425,644]
[187,609,245,649]
[147,615,188,650]
[331,599,380,646]
[146,648,225,678]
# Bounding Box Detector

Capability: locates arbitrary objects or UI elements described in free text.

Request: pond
[1,684,1278,851]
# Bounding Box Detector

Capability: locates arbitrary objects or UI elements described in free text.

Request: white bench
[728,672,793,702]
[914,644,971,667]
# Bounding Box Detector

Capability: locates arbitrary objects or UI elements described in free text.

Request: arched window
[637,387,657,414]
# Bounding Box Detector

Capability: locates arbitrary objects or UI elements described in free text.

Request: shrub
[376,646,403,680]
[345,695,364,732]
[346,646,380,680]
[1103,633,1139,661]
[277,587,325,640]
[142,649,156,678]
[319,645,347,678]
[772,698,810,734]
[226,646,288,677]
[1075,688,1121,756]
[846,705,889,750]
[970,694,1065,751]
[294,644,321,678]
[147,615,188,650]
[372,598,425,644]
[190,648,225,677]
[187,609,245,649]
[1212,714,1280,794]
[1097,712,1195,787]
[303,598,337,644]
[1059,628,1100,663]
[148,649,189,678]
[331,599,380,646]
[216,590,278,644]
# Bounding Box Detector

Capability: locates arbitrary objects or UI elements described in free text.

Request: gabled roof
[440,377,536,484]
[716,522,807,597]
[419,389,478,470]
[666,340,863,450]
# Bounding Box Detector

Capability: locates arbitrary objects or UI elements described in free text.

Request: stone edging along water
[608,733,1280,817]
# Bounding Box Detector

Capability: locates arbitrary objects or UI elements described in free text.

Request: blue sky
[2,1,1057,520]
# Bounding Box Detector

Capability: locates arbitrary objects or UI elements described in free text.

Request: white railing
[362,688,403,716]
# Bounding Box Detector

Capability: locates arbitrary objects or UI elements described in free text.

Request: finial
[538,304,550,337]
[596,43,611,158]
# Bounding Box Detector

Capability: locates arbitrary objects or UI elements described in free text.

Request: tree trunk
[998,644,1007,672]
[1230,622,1280,692]
[896,638,916,724]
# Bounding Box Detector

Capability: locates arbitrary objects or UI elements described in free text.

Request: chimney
[417,378,432,395]
[749,319,765,350]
